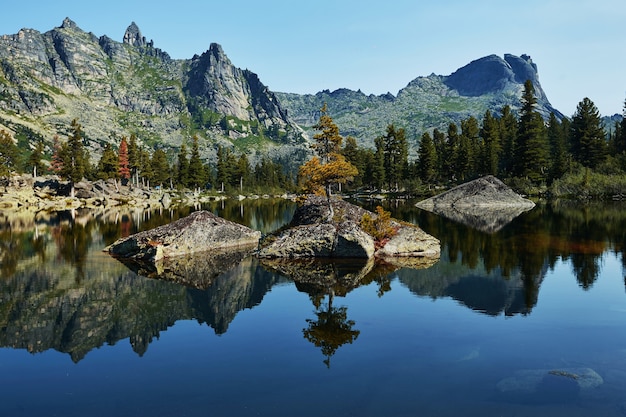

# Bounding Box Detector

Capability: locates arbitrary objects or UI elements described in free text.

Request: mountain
[0,18,308,169]
[0,18,567,168]
[276,54,564,153]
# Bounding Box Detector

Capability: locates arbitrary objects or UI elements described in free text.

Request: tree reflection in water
[303,292,360,368]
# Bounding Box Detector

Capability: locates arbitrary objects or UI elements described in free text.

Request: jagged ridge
[0,18,306,168]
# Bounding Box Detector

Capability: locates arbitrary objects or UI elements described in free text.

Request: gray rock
[497,368,603,393]
[105,210,261,262]
[416,176,535,233]
[259,195,439,261]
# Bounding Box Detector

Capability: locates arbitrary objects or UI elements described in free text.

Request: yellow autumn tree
[299,104,358,199]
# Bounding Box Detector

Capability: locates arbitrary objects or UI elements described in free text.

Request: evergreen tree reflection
[303,290,360,368]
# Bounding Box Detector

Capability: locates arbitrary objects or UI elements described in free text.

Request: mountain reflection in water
[1,199,626,367]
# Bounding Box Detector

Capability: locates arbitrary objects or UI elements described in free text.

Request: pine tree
[417,131,437,183]
[51,135,64,175]
[432,128,446,182]
[570,97,607,169]
[547,113,569,181]
[480,110,501,176]
[60,119,88,197]
[300,104,357,199]
[28,141,46,178]
[514,80,549,182]
[150,149,170,186]
[342,136,364,188]
[176,143,189,188]
[235,153,251,191]
[499,105,518,176]
[442,123,459,182]
[216,146,233,190]
[118,136,130,182]
[0,130,18,178]
[127,133,140,185]
[311,103,342,164]
[372,136,386,190]
[381,124,408,190]
[618,99,626,154]
[188,136,206,189]
[97,143,119,180]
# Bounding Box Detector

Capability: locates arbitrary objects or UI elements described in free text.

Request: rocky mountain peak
[60,17,78,30]
[123,22,146,47]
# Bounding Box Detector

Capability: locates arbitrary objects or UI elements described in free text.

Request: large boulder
[105,210,261,262]
[258,195,440,261]
[416,176,535,233]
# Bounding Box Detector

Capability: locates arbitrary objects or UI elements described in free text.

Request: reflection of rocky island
[261,258,375,367]
[416,176,535,233]
[0,257,284,362]
[261,257,434,366]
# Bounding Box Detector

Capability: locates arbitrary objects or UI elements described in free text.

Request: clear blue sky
[3,0,625,117]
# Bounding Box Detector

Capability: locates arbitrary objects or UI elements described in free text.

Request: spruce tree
[176,143,189,188]
[381,124,408,190]
[188,135,206,189]
[547,113,569,181]
[417,131,437,183]
[150,149,170,186]
[499,105,518,177]
[60,119,88,197]
[570,97,607,169]
[97,143,119,180]
[514,80,549,182]
[372,136,386,190]
[0,130,18,178]
[618,99,626,154]
[28,141,46,178]
[479,111,501,176]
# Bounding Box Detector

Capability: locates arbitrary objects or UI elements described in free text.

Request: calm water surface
[2,199,626,416]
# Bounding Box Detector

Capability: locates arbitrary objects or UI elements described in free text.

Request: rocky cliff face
[276,53,564,151]
[0,18,306,165]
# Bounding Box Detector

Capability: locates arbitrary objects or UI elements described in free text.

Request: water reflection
[417,204,533,233]
[261,258,375,367]
[2,199,626,365]
[376,200,626,293]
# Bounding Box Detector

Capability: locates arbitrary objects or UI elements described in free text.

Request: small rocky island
[105,195,440,269]
[416,176,535,233]
[258,195,440,261]
[105,210,261,262]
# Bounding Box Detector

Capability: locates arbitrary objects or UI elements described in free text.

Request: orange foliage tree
[118,136,130,181]
[299,104,358,199]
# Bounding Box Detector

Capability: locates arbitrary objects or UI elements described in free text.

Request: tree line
[340,80,626,195]
[0,118,294,194]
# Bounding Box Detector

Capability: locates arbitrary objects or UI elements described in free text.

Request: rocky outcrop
[0,174,175,210]
[416,176,535,232]
[105,210,261,262]
[258,195,440,260]
[0,18,305,168]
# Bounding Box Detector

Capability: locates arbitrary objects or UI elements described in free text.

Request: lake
[2,198,626,416]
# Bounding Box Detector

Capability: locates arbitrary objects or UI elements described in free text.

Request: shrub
[360,206,397,244]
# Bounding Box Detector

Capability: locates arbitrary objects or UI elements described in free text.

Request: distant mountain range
[0,18,573,167]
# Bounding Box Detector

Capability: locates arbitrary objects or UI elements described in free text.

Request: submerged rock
[258,195,440,260]
[497,367,603,395]
[416,176,535,232]
[105,210,261,262]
